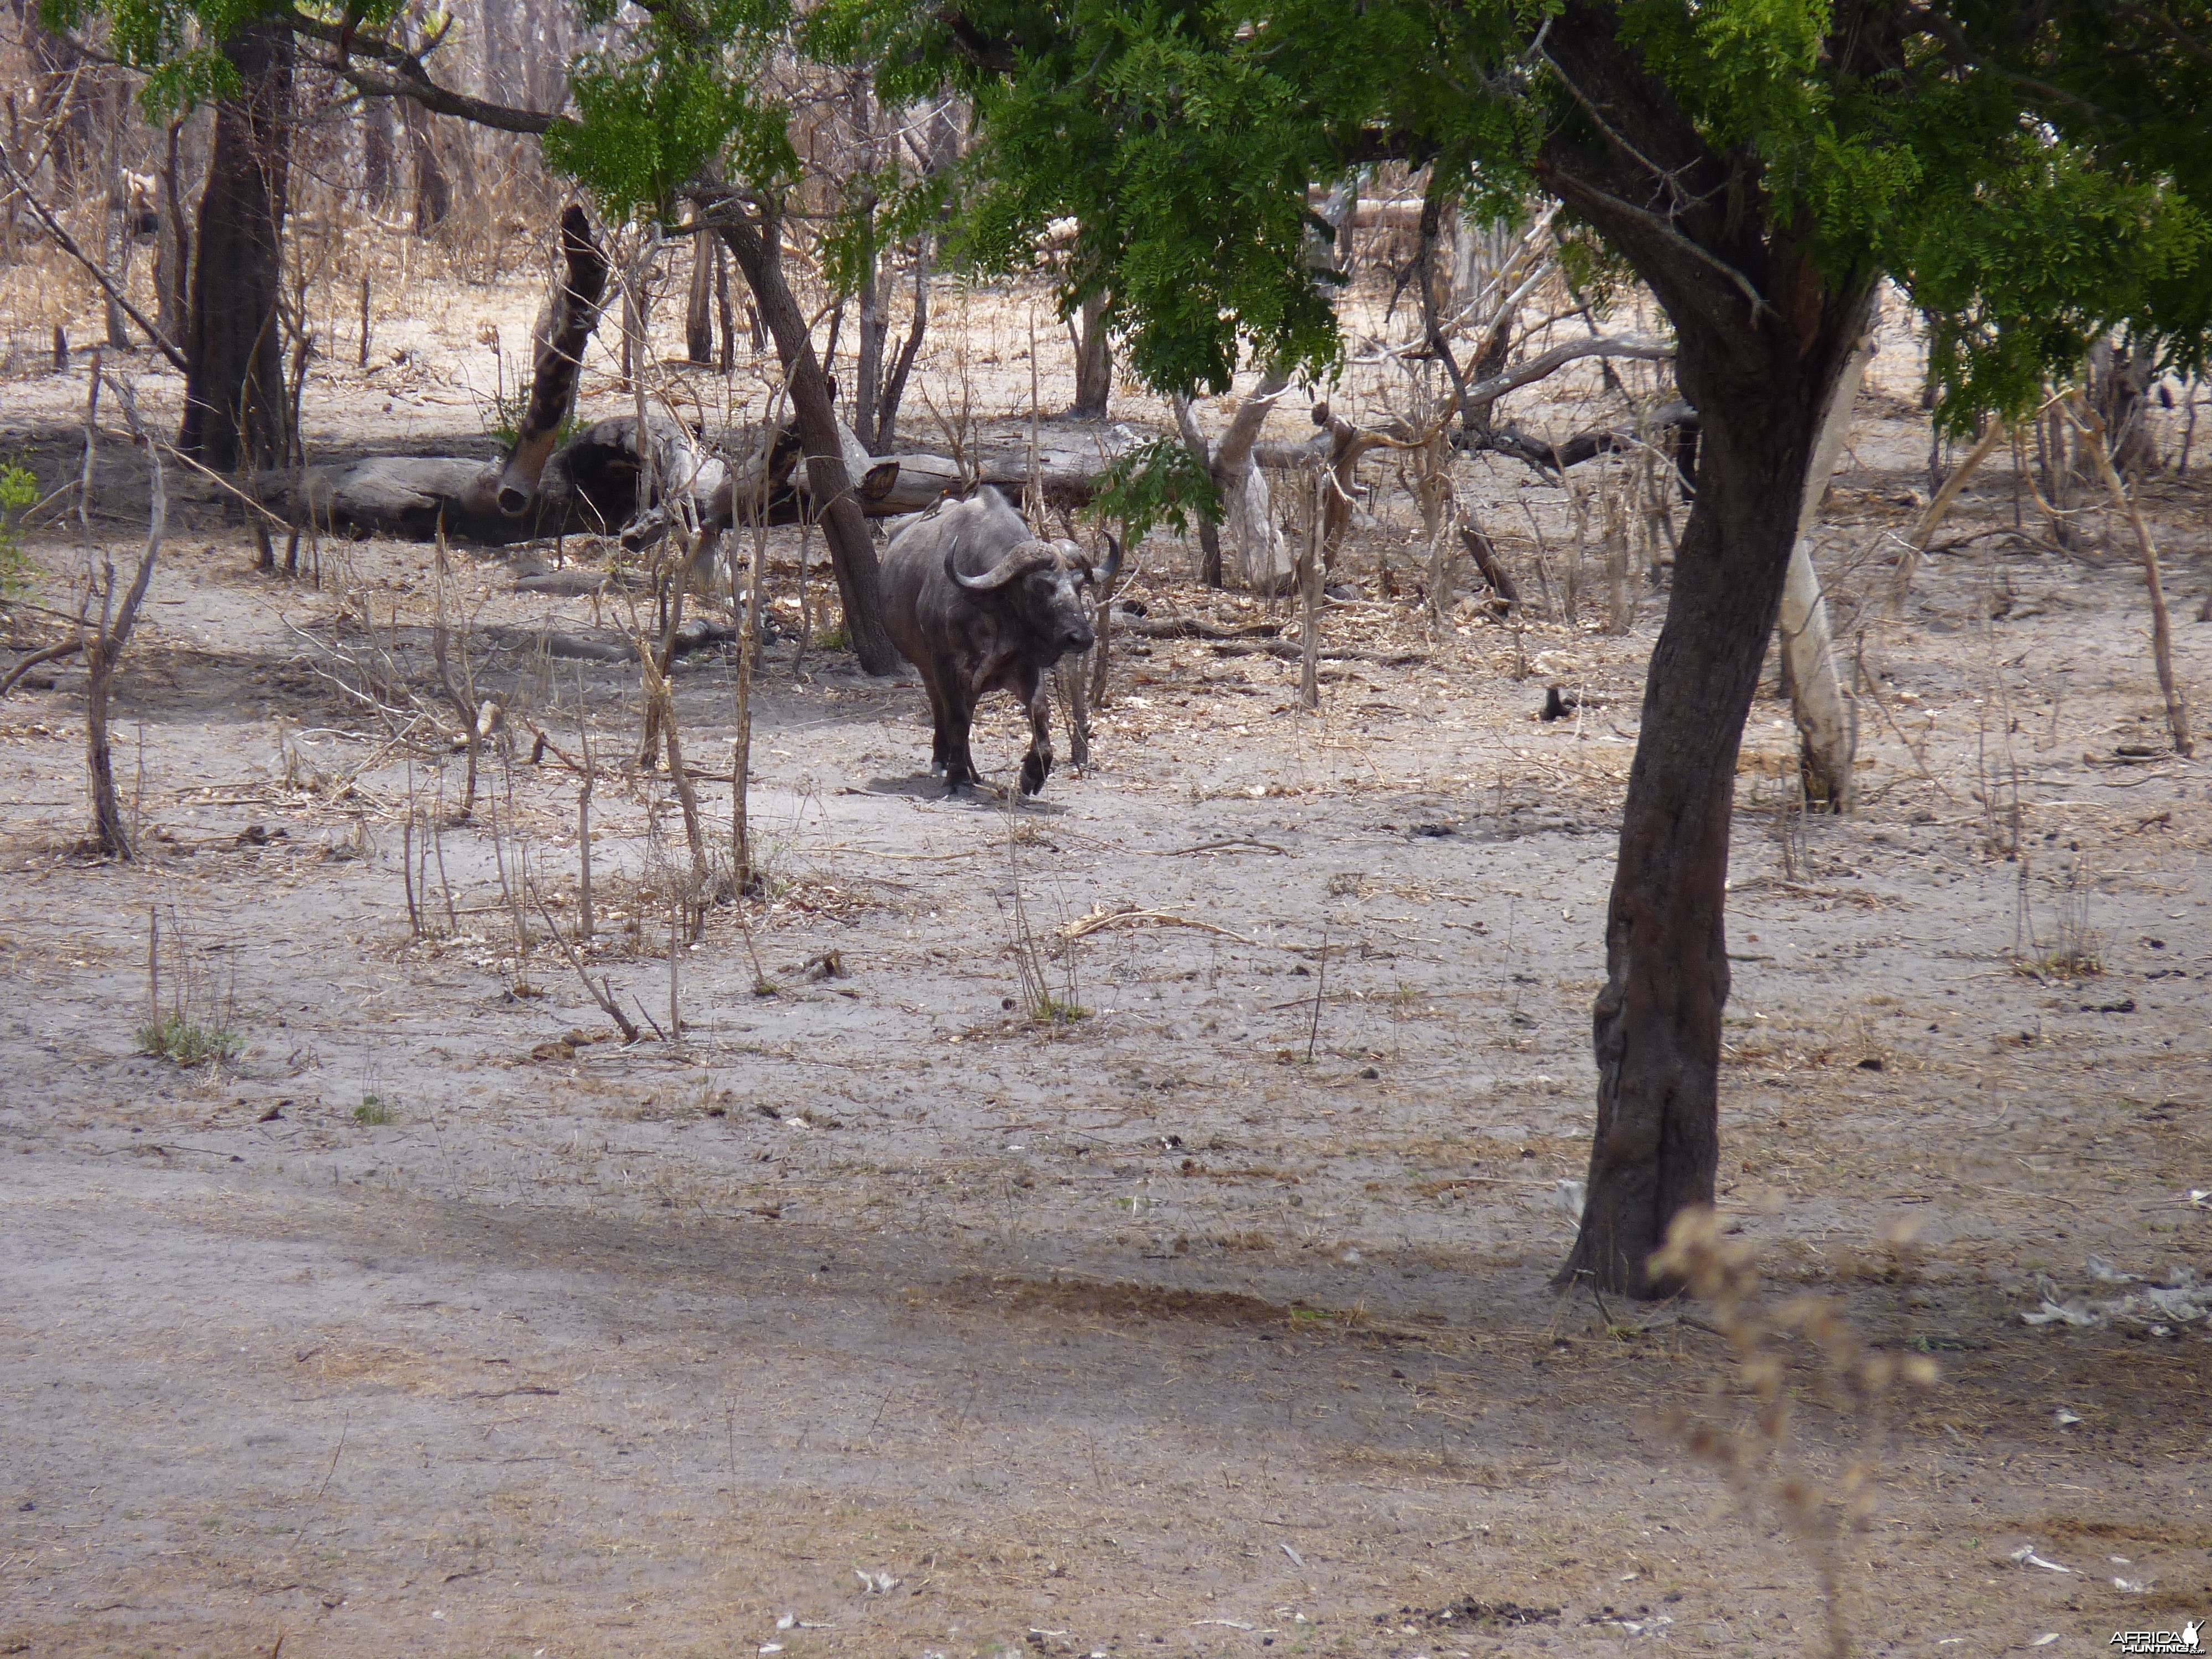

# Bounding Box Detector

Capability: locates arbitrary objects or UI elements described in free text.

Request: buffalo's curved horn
[1097,533,1124,591]
[947,536,1052,592]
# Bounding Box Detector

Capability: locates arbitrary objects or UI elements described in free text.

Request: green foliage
[354,1095,394,1125]
[1086,437,1219,546]
[479,368,581,453]
[0,462,37,596]
[823,0,2212,426]
[137,1012,240,1067]
[545,43,795,220]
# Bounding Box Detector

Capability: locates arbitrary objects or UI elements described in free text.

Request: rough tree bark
[1541,4,1881,1297]
[873,238,930,456]
[496,204,608,513]
[179,23,291,471]
[685,227,717,366]
[154,118,190,350]
[362,96,396,206]
[1070,289,1112,419]
[403,100,451,232]
[703,191,899,674]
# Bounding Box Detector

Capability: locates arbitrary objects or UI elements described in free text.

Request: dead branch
[0,148,187,371]
[0,636,86,696]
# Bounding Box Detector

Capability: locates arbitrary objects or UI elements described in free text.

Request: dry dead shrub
[1651,1207,1942,1659]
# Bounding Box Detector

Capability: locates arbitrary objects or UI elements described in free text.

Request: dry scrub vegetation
[1,178,2210,1659]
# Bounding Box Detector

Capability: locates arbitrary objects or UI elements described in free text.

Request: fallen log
[483,616,740,665]
[1119,615,1285,641]
[269,417,1150,546]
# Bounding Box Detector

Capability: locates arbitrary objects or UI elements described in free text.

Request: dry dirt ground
[1,279,2209,1659]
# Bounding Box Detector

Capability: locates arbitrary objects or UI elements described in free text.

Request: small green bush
[0,461,38,596]
[137,1013,240,1066]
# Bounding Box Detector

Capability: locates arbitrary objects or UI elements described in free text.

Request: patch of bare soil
[1,290,2209,1659]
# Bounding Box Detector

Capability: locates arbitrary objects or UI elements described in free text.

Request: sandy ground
[1,271,2209,1659]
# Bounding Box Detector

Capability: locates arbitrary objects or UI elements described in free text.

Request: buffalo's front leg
[1019,667,1054,796]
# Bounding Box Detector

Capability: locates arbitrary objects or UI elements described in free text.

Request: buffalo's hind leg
[922,677,953,778]
[1019,669,1055,796]
[933,656,983,794]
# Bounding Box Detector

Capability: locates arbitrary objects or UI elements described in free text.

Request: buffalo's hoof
[1020,754,1050,796]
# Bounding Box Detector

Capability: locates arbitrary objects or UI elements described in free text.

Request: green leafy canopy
[821,0,2212,421]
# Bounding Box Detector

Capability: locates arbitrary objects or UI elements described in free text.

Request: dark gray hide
[878,487,1120,795]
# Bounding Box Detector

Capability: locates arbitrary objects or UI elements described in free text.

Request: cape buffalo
[879,487,1120,796]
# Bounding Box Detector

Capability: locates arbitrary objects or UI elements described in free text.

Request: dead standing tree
[83,377,166,859]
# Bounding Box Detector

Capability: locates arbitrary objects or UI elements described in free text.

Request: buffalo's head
[946,533,1123,662]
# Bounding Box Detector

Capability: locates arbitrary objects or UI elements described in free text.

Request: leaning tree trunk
[1557,267,1877,1296]
[710,198,899,674]
[1071,289,1113,419]
[495,204,608,513]
[1776,327,1872,810]
[179,23,291,471]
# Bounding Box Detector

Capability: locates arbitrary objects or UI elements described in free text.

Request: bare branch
[0,149,187,372]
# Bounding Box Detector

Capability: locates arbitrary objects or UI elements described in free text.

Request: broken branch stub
[498,205,611,515]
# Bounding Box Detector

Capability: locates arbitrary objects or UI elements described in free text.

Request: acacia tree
[837,0,2211,1293]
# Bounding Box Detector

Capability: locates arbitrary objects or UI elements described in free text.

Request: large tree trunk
[710,199,899,675]
[178,24,291,472]
[362,97,396,206]
[1525,0,1884,1298]
[1557,288,1873,1295]
[2086,336,2161,478]
[404,100,451,233]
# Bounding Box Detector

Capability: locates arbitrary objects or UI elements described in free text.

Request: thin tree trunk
[1070,289,1112,419]
[874,240,930,456]
[154,118,190,351]
[1777,328,1872,810]
[404,100,450,233]
[852,230,886,453]
[101,169,132,350]
[714,243,735,374]
[1176,372,1289,589]
[86,384,166,858]
[2075,393,2192,757]
[685,229,717,366]
[179,23,291,471]
[709,198,898,674]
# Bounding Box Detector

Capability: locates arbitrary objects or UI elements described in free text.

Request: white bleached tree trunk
[1778,327,1872,809]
